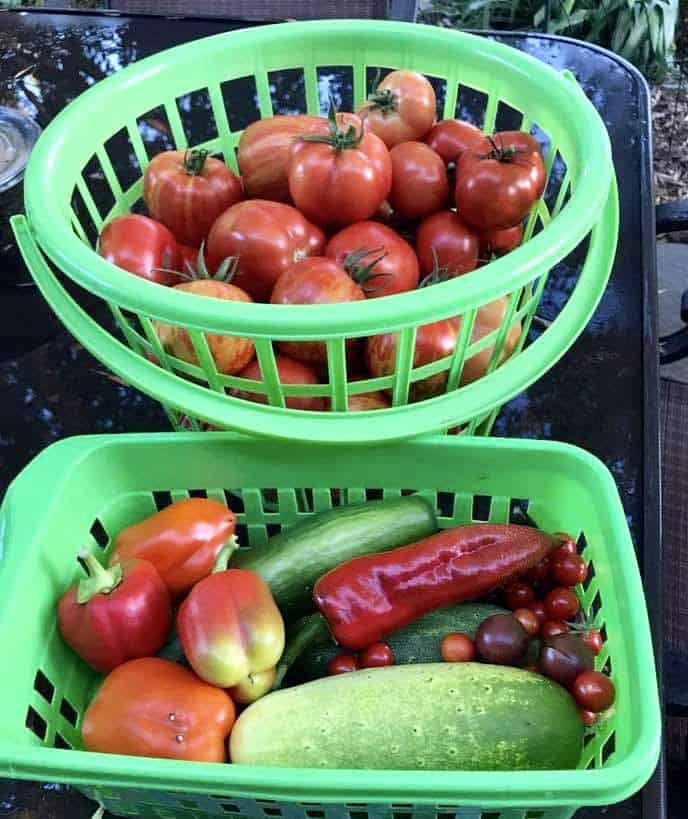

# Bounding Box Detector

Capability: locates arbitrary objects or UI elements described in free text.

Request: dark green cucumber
[232,496,437,619]
[289,603,508,683]
[231,662,583,770]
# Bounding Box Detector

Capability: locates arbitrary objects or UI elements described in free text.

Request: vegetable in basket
[388,141,450,220]
[98,214,181,285]
[358,70,436,148]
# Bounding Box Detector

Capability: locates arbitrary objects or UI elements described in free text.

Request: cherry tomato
[271,257,365,363]
[440,632,475,663]
[552,534,578,558]
[342,392,391,411]
[529,601,547,625]
[206,200,324,302]
[580,708,598,726]
[538,633,594,687]
[358,70,436,148]
[143,149,243,247]
[551,553,588,587]
[328,653,359,675]
[388,141,449,220]
[153,279,254,374]
[237,114,323,202]
[326,220,419,298]
[360,642,395,668]
[479,223,523,258]
[416,210,480,278]
[572,671,616,712]
[522,664,539,673]
[544,587,580,621]
[99,214,180,285]
[475,614,529,666]
[425,119,490,165]
[540,620,569,639]
[289,104,392,229]
[230,355,325,411]
[455,131,546,230]
[579,629,603,656]
[527,557,551,584]
[504,580,536,610]
[512,608,540,637]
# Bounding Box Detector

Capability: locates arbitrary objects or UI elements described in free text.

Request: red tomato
[271,257,365,363]
[425,119,490,165]
[479,223,523,258]
[143,149,243,247]
[177,244,211,280]
[529,601,547,625]
[540,620,570,639]
[328,653,359,675]
[153,279,255,374]
[527,557,551,584]
[551,553,589,587]
[99,214,180,285]
[325,221,419,298]
[580,708,598,726]
[504,580,536,610]
[579,630,604,656]
[416,211,480,278]
[360,642,394,668]
[512,608,540,637]
[358,70,436,148]
[455,131,546,230]
[289,110,391,229]
[544,587,580,621]
[206,200,325,302]
[388,141,448,220]
[230,355,325,411]
[337,392,391,412]
[440,632,475,663]
[572,671,615,713]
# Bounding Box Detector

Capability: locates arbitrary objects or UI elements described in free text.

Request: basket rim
[22,20,614,335]
[0,433,661,807]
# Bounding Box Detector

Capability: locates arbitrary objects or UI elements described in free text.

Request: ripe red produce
[527,557,551,584]
[573,671,615,712]
[388,141,449,219]
[512,608,540,637]
[475,613,529,666]
[440,632,476,663]
[580,708,598,726]
[579,629,604,656]
[425,119,490,165]
[544,587,581,621]
[99,214,180,285]
[358,70,436,148]
[231,356,325,411]
[540,620,570,639]
[206,200,325,302]
[551,553,589,587]
[552,534,578,558]
[529,601,547,625]
[538,633,594,687]
[328,654,359,675]
[360,642,395,668]
[416,210,480,278]
[479,223,524,258]
[504,579,536,610]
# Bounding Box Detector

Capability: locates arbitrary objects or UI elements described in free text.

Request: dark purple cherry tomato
[475,614,529,666]
[538,633,594,687]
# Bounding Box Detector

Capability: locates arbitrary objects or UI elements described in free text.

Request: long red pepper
[313,524,561,650]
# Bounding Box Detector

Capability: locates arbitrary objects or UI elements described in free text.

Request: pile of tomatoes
[98,70,547,409]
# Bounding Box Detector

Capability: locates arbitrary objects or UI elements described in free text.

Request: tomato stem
[300,98,365,152]
[76,549,124,604]
[419,248,455,288]
[183,148,209,176]
[365,71,398,114]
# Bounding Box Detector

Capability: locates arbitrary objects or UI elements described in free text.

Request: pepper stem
[183,148,209,176]
[76,549,124,604]
[211,535,240,574]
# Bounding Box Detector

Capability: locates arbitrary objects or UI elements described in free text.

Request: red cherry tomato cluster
[328,642,395,676]
[97,71,546,408]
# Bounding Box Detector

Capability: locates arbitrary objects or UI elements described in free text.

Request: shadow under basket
[12,20,617,443]
[0,433,660,818]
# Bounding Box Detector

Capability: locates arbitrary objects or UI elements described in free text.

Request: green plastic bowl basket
[11,21,618,443]
[0,434,658,818]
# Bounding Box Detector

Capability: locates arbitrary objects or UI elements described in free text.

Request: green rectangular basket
[0,434,659,819]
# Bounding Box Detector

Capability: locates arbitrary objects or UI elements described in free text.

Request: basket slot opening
[176,87,219,147]
[268,68,307,116]
[234,523,249,548]
[455,85,488,129]
[435,491,455,519]
[601,731,616,765]
[178,799,198,809]
[81,152,115,224]
[188,489,208,499]
[533,232,591,329]
[588,588,602,621]
[365,488,384,501]
[427,75,447,122]
[262,808,282,816]
[472,494,492,521]
[365,66,395,96]
[53,732,71,750]
[33,670,55,705]
[529,122,552,162]
[305,811,325,818]
[316,66,354,116]
[90,517,109,550]
[221,805,241,814]
[494,100,523,133]
[543,150,569,215]
[525,812,546,818]
[59,697,78,727]
[137,106,174,159]
[260,488,280,513]
[266,523,282,538]
[508,498,531,524]
[223,489,245,515]
[481,813,501,819]
[25,706,47,742]
[221,75,261,132]
[152,490,173,511]
[104,127,142,194]
[70,186,99,248]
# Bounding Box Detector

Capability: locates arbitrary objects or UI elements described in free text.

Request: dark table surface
[0,8,670,819]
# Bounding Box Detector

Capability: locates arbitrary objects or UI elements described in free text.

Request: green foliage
[420,0,679,82]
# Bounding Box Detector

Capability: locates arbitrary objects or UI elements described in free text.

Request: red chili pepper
[314,524,560,650]
[58,551,172,674]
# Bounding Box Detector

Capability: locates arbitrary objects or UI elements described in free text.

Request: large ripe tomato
[143,149,243,247]
[388,141,449,220]
[99,214,180,285]
[462,297,522,384]
[288,104,392,229]
[271,257,365,363]
[206,200,325,302]
[479,223,523,258]
[237,114,322,202]
[455,131,546,230]
[416,211,479,278]
[153,279,255,374]
[358,70,436,148]
[325,220,419,298]
[231,355,325,411]
[425,119,490,165]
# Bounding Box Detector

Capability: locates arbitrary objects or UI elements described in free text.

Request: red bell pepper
[58,551,172,674]
[109,497,236,598]
[178,543,285,689]
[314,523,561,650]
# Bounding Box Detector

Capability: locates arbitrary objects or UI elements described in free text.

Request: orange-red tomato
[425,119,490,165]
[440,632,475,663]
[271,257,366,363]
[206,200,325,302]
[231,355,325,411]
[479,223,524,258]
[416,210,480,278]
[572,671,616,713]
[358,70,436,148]
[99,214,180,285]
[143,149,243,247]
[344,391,391,411]
[328,653,359,675]
[388,141,449,220]
[326,220,419,298]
